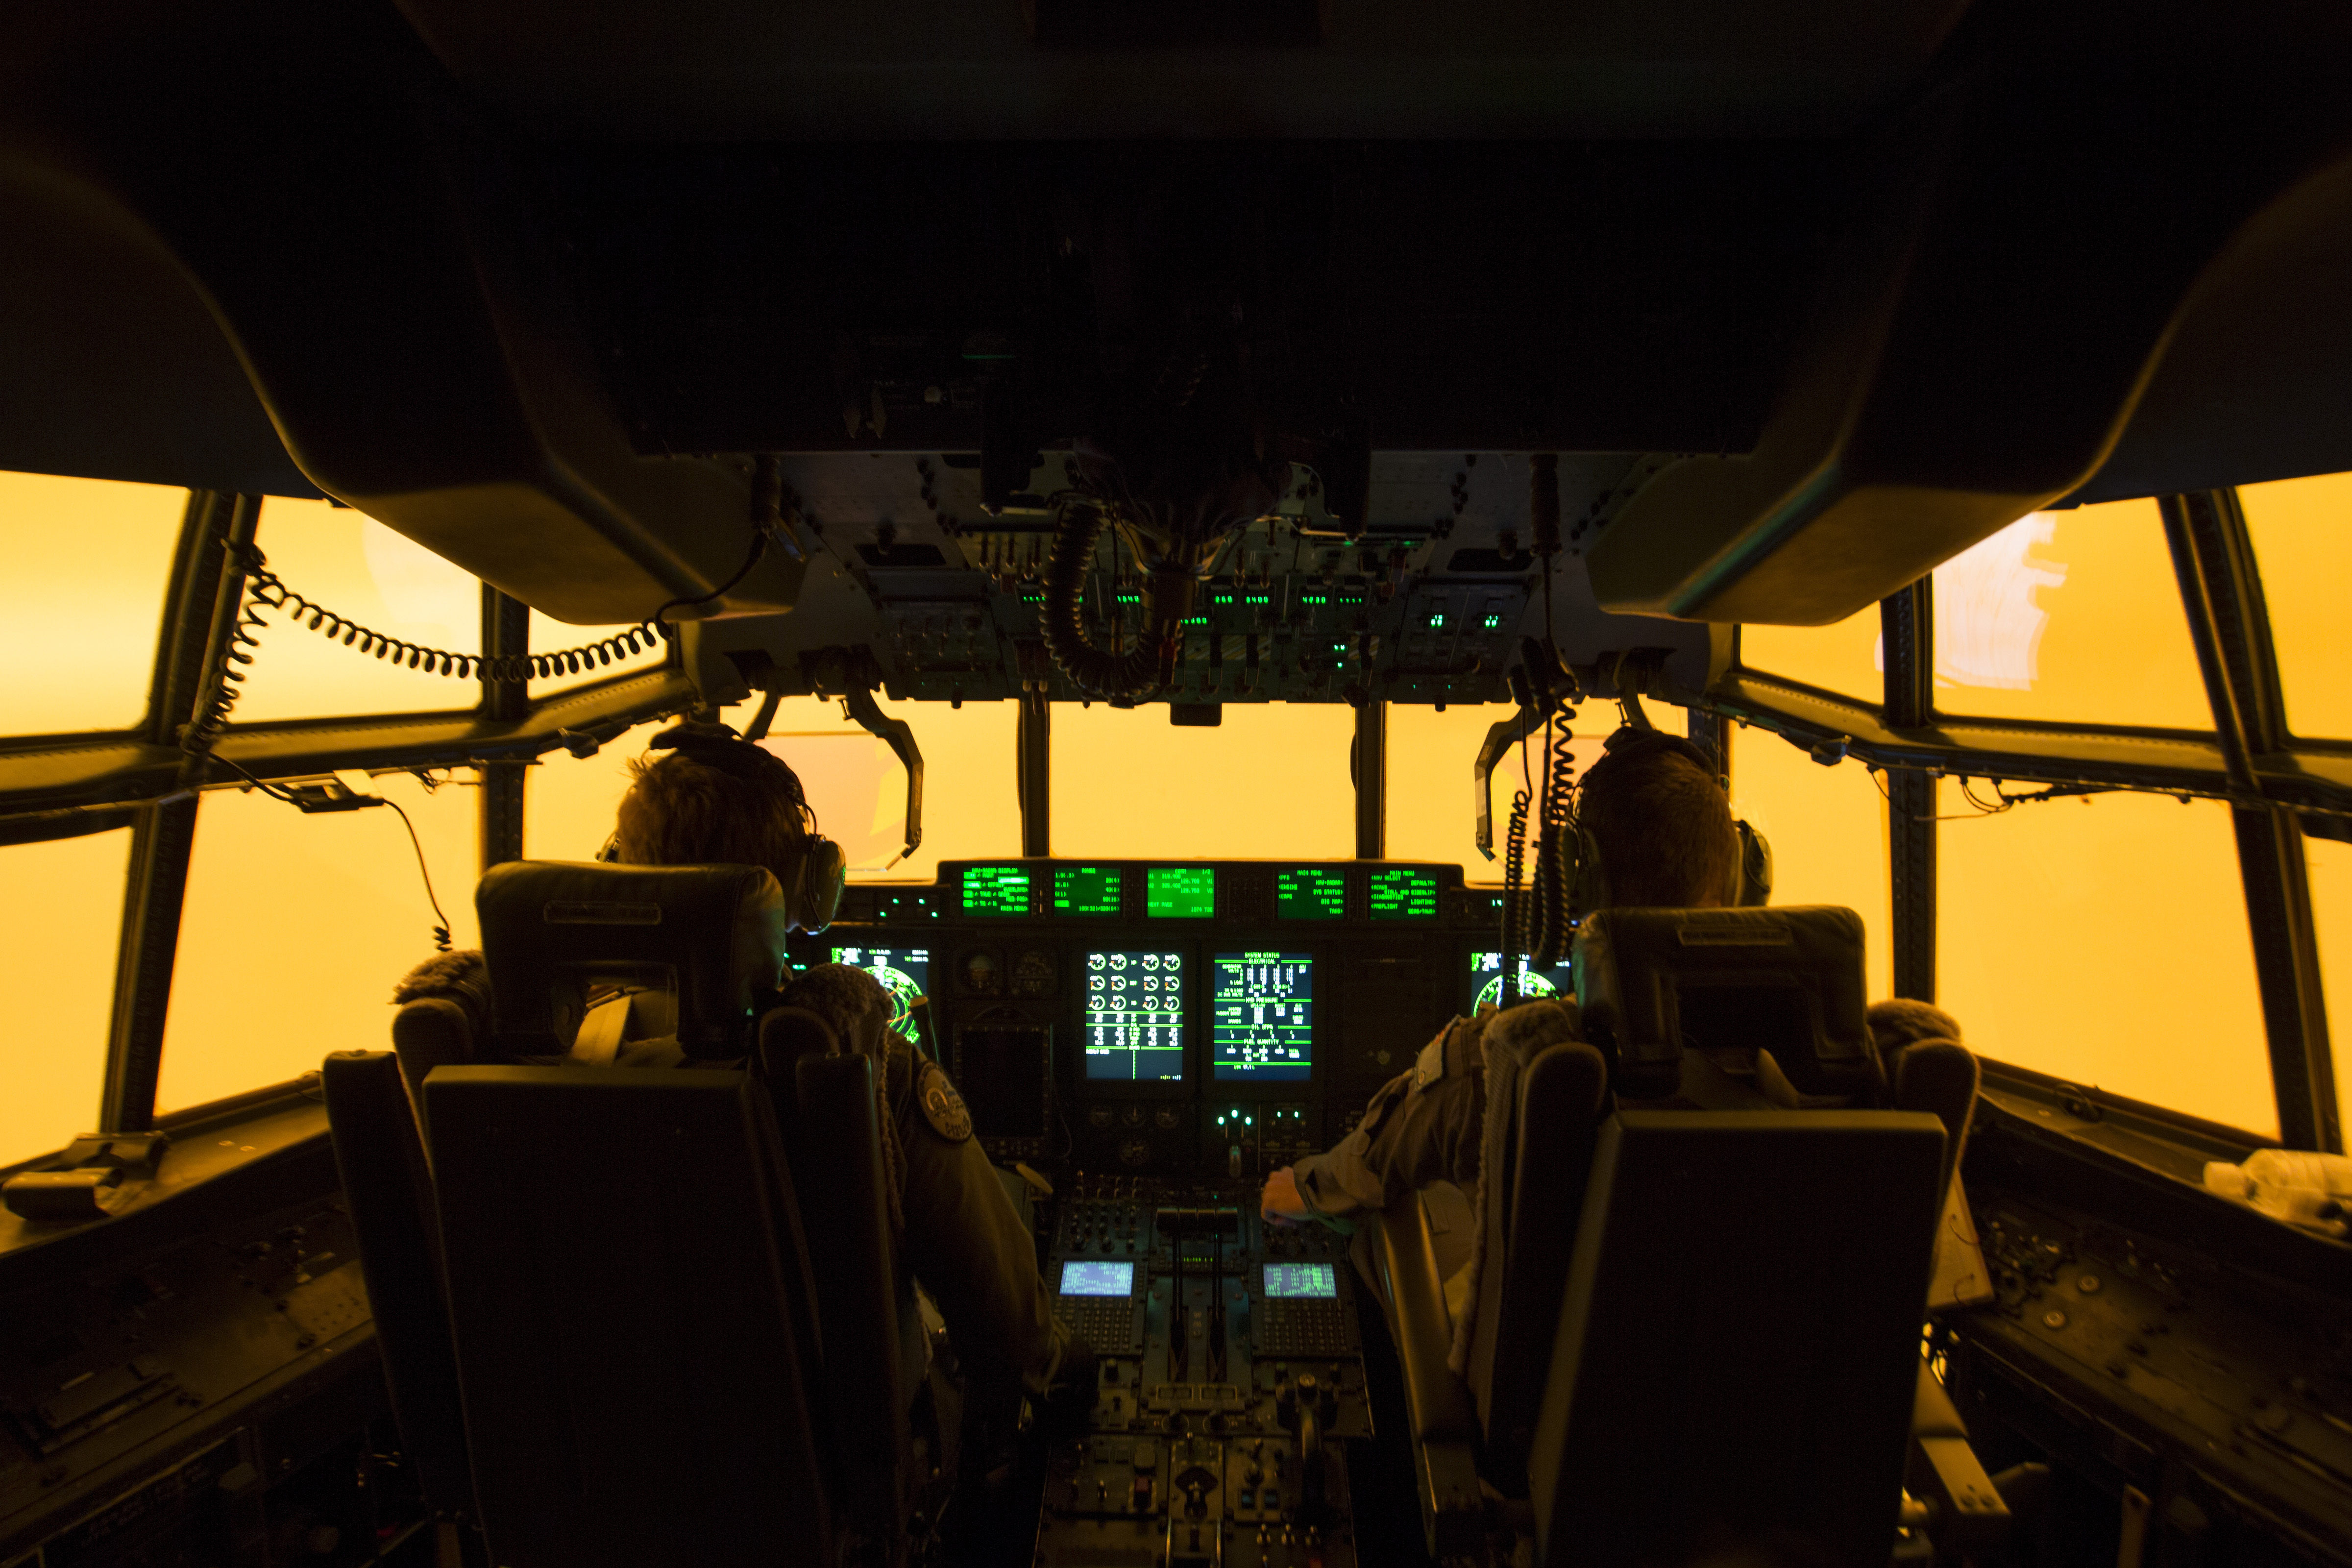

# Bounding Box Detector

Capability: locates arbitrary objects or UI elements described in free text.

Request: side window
[1738,603,1884,702]
[157,772,482,1114]
[1936,784,2274,1136]
[1385,702,1690,877]
[0,472,186,737]
[1726,728,1893,1000]
[1054,703,1353,860]
[0,830,132,1168]
[233,498,480,724]
[2304,835,2352,1145]
[2238,471,2352,741]
[1932,501,2211,730]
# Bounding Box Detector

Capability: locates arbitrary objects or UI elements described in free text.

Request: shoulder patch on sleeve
[1414,1028,1451,1088]
[917,1061,973,1143]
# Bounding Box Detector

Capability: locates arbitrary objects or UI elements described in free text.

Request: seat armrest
[1374,1197,1486,1559]
[1374,1199,1479,1444]
[1909,1357,2010,1552]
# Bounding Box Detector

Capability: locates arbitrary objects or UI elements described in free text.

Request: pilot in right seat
[1258,731,1965,1365]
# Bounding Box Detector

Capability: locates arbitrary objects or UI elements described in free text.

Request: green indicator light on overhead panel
[1484,613,1503,629]
[1427,613,1446,629]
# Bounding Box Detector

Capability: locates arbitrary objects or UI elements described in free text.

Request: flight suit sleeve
[1288,1015,1487,1220]
[892,1052,1063,1396]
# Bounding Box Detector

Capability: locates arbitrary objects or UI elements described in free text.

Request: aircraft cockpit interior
[6,3,2352,1567]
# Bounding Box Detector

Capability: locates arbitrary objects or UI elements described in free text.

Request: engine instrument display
[830,944,929,1040]
[1083,951,1187,1082]
[1470,951,1575,1012]
[1212,952,1314,1081]
[1262,1262,1339,1299]
[1146,865,1216,918]
[1053,864,1122,917]
[1367,867,1438,921]
[961,864,1032,916]
[1274,868,1347,921]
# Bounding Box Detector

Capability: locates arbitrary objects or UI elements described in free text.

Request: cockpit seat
[329,861,932,1567]
[1374,906,2001,1564]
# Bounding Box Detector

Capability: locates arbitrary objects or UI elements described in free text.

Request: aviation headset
[597,723,848,933]
[1568,727,1773,918]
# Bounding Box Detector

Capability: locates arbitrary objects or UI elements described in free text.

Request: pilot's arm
[889,1044,1064,1398]
[1268,1013,1491,1224]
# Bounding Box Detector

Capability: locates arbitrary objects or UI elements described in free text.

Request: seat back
[475,860,791,1059]
[1527,1110,1947,1568]
[320,1050,475,1522]
[1573,906,1879,1101]
[1466,1035,1608,1494]
[424,1065,831,1568]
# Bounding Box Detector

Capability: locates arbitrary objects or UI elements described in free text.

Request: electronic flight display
[1275,868,1347,921]
[1054,864,1122,917]
[1263,1262,1339,1299]
[1083,951,1187,1082]
[1146,865,1216,918]
[1368,867,1438,921]
[1470,950,1576,1012]
[830,944,930,1040]
[1213,952,1314,1081]
[961,864,1031,916]
[1061,1260,1135,1297]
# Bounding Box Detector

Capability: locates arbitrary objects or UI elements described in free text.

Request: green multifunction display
[1083,951,1186,1082]
[1368,867,1439,921]
[961,864,1031,917]
[1274,868,1347,921]
[1146,866,1216,918]
[1212,952,1314,1082]
[1053,864,1122,917]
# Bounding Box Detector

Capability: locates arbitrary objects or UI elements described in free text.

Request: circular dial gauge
[853,962,923,1037]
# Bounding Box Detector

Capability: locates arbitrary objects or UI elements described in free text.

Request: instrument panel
[799,859,1568,1177]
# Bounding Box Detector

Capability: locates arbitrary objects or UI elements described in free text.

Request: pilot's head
[612,735,817,892]
[1574,737,1739,910]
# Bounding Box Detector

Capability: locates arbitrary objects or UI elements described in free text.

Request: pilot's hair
[612,747,815,876]
[1576,740,1739,908]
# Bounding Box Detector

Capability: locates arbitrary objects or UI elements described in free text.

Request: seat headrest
[1572,906,1875,1100]
[476,860,790,1059]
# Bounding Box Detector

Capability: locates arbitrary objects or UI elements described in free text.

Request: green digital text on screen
[1147,866,1216,918]
[1368,867,1439,921]
[1274,868,1346,921]
[960,864,1031,916]
[1053,864,1122,917]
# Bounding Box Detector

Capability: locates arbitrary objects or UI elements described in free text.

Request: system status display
[1213,952,1314,1081]
[1147,866,1216,919]
[1274,868,1346,921]
[1083,951,1187,1082]
[1368,867,1439,921]
[829,945,930,1040]
[1470,951,1576,1012]
[1061,1260,1135,1297]
[961,864,1031,917]
[1053,864,1123,917]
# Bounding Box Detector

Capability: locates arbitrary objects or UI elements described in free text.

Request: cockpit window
[1931,499,2212,732]
[1053,703,1353,861]
[1738,600,1884,702]
[2239,471,2352,741]
[0,471,185,737]
[157,771,480,1115]
[1938,784,2275,1137]
[0,828,131,1169]
[1725,727,1893,999]
[230,498,480,725]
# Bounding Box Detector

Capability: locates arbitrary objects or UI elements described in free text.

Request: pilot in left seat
[394,726,1094,1453]
[604,728,1096,1434]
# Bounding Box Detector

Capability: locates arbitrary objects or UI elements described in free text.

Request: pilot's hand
[1260,1167,1313,1227]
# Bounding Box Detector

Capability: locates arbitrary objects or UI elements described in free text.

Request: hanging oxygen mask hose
[1496,455,1580,1004]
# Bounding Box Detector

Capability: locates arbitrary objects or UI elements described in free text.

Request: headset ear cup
[792,836,848,931]
[1736,820,1773,907]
